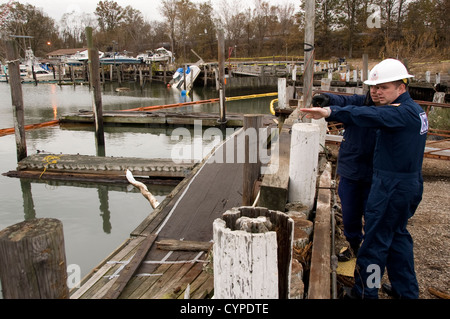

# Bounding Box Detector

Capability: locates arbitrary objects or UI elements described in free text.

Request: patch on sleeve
[420,112,428,135]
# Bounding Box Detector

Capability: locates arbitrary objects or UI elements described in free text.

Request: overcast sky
[14,0,299,23]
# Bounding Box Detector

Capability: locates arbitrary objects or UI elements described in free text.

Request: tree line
[0,0,448,64]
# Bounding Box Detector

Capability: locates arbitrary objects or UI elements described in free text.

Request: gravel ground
[408,156,450,299]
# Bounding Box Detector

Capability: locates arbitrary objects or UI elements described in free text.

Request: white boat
[63,50,105,66]
[169,64,201,92]
[139,47,174,64]
[23,48,60,82]
[0,63,27,82]
[100,52,142,65]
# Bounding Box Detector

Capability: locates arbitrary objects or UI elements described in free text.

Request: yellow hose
[269,98,278,115]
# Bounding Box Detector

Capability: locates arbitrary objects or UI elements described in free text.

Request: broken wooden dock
[60,110,271,128]
[4,153,194,183]
[70,129,246,299]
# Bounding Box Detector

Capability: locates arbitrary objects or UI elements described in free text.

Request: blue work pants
[338,176,371,250]
[353,170,422,299]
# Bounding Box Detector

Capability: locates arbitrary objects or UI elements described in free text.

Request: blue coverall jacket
[325,93,376,249]
[325,93,376,182]
[327,91,428,298]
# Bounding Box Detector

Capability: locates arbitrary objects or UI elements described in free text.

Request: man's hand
[299,107,331,119]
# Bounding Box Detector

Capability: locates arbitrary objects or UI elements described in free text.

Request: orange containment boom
[0,120,60,137]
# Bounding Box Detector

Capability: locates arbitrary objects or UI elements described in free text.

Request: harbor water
[0,80,274,295]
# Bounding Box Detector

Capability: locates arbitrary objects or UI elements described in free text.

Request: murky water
[0,80,274,294]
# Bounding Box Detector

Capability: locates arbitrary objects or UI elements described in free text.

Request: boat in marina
[0,63,27,82]
[63,49,105,66]
[169,64,201,92]
[1,48,59,82]
[138,47,174,64]
[100,52,142,65]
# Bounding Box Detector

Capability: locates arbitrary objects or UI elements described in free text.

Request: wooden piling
[363,53,369,92]
[242,115,263,206]
[289,123,320,210]
[58,62,62,85]
[217,29,227,124]
[259,107,302,211]
[70,66,75,85]
[6,40,27,162]
[213,207,294,299]
[302,0,315,110]
[0,218,69,299]
[86,27,105,154]
[139,66,143,89]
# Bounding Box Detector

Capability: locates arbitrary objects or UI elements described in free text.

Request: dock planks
[5,153,194,182]
[61,110,251,128]
[70,128,247,299]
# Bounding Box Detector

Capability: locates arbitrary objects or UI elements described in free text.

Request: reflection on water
[0,80,274,283]
[20,179,36,220]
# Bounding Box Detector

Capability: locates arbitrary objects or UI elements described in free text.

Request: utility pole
[303,0,315,114]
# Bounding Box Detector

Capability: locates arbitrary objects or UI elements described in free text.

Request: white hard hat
[364,58,414,85]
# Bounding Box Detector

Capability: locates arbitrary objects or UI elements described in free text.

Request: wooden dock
[60,110,272,128]
[70,129,246,299]
[4,153,194,183]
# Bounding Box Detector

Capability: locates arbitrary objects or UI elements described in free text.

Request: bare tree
[121,6,152,54]
[160,0,178,56]
[60,11,96,48]
[95,0,124,32]
[253,0,271,53]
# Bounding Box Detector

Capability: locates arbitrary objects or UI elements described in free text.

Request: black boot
[342,286,362,299]
[381,283,401,299]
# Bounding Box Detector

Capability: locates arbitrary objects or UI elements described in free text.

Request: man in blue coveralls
[311,87,380,262]
[301,58,428,299]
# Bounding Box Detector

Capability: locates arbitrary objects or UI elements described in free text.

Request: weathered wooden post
[86,27,105,156]
[217,28,227,124]
[213,207,294,299]
[139,66,143,90]
[70,66,75,85]
[0,218,69,299]
[58,62,62,85]
[242,115,263,206]
[101,64,105,85]
[278,78,287,110]
[6,40,27,162]
[289,123,320,210]
[183,64,187,91]
[302,0,315,112]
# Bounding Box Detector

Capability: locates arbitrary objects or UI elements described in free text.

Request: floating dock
[70,129,247,299]
[4,153,194,183]
[61,110,250,128]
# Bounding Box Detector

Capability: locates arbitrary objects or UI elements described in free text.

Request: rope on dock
[39,154,62,178]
